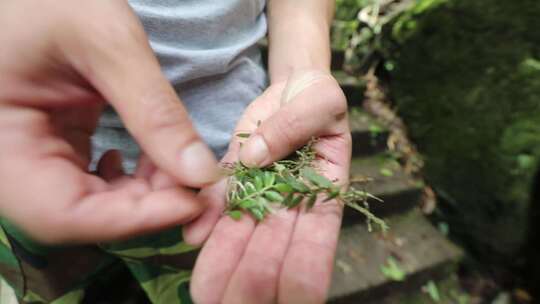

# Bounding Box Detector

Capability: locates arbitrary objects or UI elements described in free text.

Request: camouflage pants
[0,219,197,304]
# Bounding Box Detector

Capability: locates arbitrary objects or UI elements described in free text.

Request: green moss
[386,0,540,263]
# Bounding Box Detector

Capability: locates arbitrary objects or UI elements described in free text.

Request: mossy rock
[385,0,540,265]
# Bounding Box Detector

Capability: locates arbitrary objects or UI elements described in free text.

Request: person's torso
[128,0,267,84]
[93,0,268,170]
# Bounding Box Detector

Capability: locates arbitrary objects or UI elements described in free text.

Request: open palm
[184,71,352,304]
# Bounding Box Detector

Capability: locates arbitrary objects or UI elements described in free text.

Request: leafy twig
[224,138,388,232]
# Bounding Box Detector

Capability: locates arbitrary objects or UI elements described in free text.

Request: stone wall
[386,0,540,265]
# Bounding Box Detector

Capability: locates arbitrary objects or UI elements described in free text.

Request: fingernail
[179,142,222,186]
[240,135,269,167]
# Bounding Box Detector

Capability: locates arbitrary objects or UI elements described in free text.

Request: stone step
[331,49,346,73]
[363,274,468,304]
[333,71,366,107]
[343,155,423,224]
[328,209,464,303]
[348,109,389,157]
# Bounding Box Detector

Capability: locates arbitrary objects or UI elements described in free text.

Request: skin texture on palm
[184,72,351,304]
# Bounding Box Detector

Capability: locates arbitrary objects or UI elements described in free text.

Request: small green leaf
[282,192,294,207]
[247,168,263,178]
[380,168,394,177]
[274,183,293,193]
[256,196,269,209]
[254,175,263,191]
[238,188,247,199]
[368,124,383,135]
[236,132,251,138]
[288,195,304,209]
[264,172,276,187]
[228,210,243,221]
[275,175,287,185]
[302,168,333,188]
[264,191,283,202]
[245,182,257,195]
[257,196,268,204]
[517,154,535,170]
[438,222,449,236]
[239,199,256,209]
[380,257,406,281]
[423,280,440,302]
[251,208,265,221]
[285,175,310,193]
[306,193,317,209]
[263,203,274,213]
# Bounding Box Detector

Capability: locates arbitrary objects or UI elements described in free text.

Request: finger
[66,180,205,243]
[135,154,181,191]
[278,201,342,304]
[222,208,298,304]
[191,215,256,304]
[49,105,103,165]
[0,106,205,243]
[181,105,270,246]
[278,136,351,304]
[2,156,205,244]
[135,154,157,179]
[182,179,227,246]
[66,1,221,187]
[239,73,347,168]
[97,150,124,182]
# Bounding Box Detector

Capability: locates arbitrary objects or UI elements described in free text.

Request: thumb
[66,5,220,187]
[239,70,348,167]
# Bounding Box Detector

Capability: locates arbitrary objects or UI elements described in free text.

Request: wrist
[268,15,331,84]
[269,59,330,85]
[276,69,335,105]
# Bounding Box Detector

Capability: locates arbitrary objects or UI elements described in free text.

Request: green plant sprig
[224,138,388,232]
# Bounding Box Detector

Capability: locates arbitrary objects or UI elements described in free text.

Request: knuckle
[89,23,142,55]
[179,198,206,223]
[274,112,302,148]
[323,83,348,117]
[143,101,191,136]
[68,2,147,60]
[102,16,146,46]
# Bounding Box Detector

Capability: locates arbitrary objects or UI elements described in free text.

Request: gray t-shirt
[92,0,268,172]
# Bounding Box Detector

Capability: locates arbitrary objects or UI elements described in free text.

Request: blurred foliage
[335,0,373,21]
[385,0,540,265]
[332,0,449,73]
[332,0,405,72]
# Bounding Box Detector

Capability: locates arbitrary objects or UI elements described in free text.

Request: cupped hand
[184,70,352,304]
[0,0,220,244]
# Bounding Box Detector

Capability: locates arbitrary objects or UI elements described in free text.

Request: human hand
[184,70,351,303]
[0,0,220,244]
